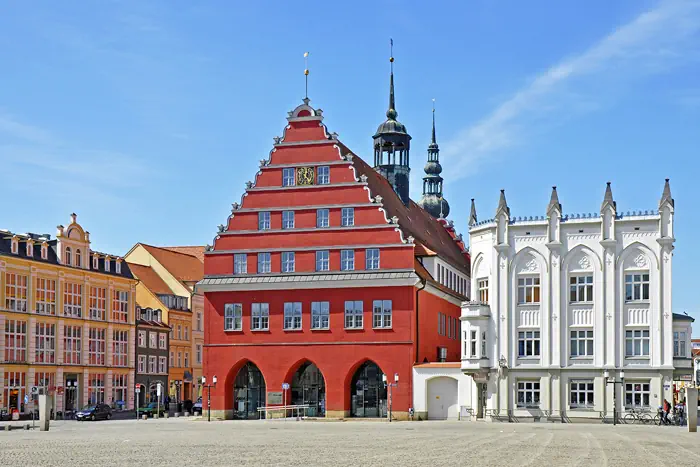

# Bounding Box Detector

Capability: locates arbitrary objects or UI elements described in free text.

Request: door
[427,377,459,420]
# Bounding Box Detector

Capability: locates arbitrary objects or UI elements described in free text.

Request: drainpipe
[414,276,427,364]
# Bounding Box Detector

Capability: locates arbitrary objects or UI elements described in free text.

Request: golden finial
[304,52,310,98]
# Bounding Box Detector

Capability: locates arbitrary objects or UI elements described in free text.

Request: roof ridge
[141,243,201,259]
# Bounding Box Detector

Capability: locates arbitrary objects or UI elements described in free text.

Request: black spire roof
[418,104,449,218]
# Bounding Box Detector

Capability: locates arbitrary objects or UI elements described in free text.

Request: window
[169,351,174,368]
[257,252,271,273]
[282,210,295,229]
[438,312,445,336]
[10,238,18,254]
[283,302,302,330]
[481,331,487,357]
[112,374,127,406]
[177,325,182,340]
[35,278,56,315]
[470,330,477,357]
[517,380,540,408]
[518,331,541,357]
[625,329,650,357]
[282,252,295,273]
[372,300,392,329]
[438,347,448,362]
[224,303,242,331]
[75,249,82,268]
[104,257,110,272]
[93,255,99,269]
[4,319,27,363]
[35,372,55,393]
[570,275,593,302]
[570,381,594,408]
[89,287,106,320]
[234,254,247,274]
[115,261,121,274]
[5,272,28,312]
[159,356,167,374]
[258,211,271,230]
[570,330,594,357]
[251,303,269,330]
[311,302,330,329]
[478,278,489,303]
[113,330,128,367]
[159,333,167,350]
[88,374,105,404]
[196,312,203,331]
[196,344,202,365]
[149,356,157,374]
[88,328,106,366]
[517,277,540,304]
[177,352,182,368]
[64,326,81,365]
[35,322,55,363]
[149,332,157,349]
[184,352,189,368]
[674,331,687,357]
[2,372,26,412]
[316,209,329,228]
[282,167,295,187]
[184,326,189,340]
[41,244,47,260]
[112,290,129,323]
[625,273,650,301]
[138,330,146,348]
[65,247,72,265]
[64,282,82,318]
[344,301,363,329]
[366,249,380,270]
[317,166,330,184]
[316,250,329,272]
[341,250,355,271]
[625,381,650,408]
[341,207,355,226]
[26,241,33,257]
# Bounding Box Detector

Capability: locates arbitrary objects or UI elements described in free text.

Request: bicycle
[623,407,653,424]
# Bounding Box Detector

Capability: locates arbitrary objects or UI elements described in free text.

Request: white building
[459,180,687,421]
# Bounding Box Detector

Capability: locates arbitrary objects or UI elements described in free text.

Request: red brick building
[199,68,469,419]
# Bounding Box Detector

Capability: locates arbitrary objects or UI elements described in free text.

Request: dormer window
[75,249,82,268]
[105,257,111,272]
[93,255,99,270]
[10,238,18,254]
[116,261,121,274]
[65,246,72,265]
[41,244,48,260]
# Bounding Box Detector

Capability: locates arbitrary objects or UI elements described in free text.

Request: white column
[660,246,673,367]
[549,251,561,367]
[602,248,616,368]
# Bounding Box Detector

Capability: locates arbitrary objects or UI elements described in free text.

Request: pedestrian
[663,399,671,425]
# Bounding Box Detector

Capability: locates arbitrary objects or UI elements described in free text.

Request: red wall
[416,289,463,363]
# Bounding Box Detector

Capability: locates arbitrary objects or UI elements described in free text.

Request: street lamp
[202,375,217,422]
[383,373,399,422]
[604,369,625,426]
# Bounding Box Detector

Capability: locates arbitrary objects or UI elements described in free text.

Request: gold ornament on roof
[297,167,314,186]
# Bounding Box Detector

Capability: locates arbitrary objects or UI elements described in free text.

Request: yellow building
[0,214,137,415]
[125,243,204,404]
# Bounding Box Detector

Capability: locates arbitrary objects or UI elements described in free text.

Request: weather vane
[390,38,394,72]
[304,51,310,99]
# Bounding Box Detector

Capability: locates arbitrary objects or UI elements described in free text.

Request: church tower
[418,104,449,218]
[373,42,412,205]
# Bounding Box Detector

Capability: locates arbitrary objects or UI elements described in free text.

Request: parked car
[192,398,203,415]
[75,404,112,421]
[137,402,166,418]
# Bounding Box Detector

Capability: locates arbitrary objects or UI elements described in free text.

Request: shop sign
[267,391,283,405]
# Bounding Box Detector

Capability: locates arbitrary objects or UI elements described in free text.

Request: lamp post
[383,373,399,422]
[202,375,217,422]
[604,369,625,426]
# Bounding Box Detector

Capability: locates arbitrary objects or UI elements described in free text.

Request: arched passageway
[350,361,386,418]
[291,361,326,417]
[233,362,266,419]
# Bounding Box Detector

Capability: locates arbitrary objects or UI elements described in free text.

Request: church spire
[418,101,449,218]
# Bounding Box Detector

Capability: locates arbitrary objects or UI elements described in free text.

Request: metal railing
[256,404,310,420]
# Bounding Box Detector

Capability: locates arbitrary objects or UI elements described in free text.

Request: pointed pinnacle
[469,198,478,226]
[547,186,561,213]
[659,178,674,208]
[496,189,510,218]
[601,181,616,212]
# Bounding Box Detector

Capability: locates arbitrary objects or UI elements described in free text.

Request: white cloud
[442,0,700,180]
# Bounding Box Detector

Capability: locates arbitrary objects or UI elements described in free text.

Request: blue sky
[1,1,698,328]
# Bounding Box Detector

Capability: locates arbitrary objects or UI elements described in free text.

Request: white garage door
[427,377,458,420]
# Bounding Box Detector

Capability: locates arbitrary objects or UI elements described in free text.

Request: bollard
[164,413,169,419]
[3,425,10,431]
[39,394,50,431]
[24,424,30,430]
[174,412,180,417]
[142,415,148,420]
[184,411,190,417]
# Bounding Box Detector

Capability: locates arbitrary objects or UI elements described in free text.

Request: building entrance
[233,362,266,419]
[291,362,325,417]
[350,361,386,418]
[64,375,79,412]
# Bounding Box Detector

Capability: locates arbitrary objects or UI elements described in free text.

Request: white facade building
[460,180,684,421]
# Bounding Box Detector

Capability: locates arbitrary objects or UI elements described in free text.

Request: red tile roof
[161,246,205,263]
[128,263,173,295]
[414,258,466,300]
[343,146,469,271]
[139,244,204,283]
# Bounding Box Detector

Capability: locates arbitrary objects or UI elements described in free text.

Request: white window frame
[316,250,329,272]
[5,272,28,312]
[138,330,146,348]
[372,300,392,329]
[282,252,295,273]
[149,355,157,374]
[311,301,330,330]
[35,277,56,315]
[340,250,355,271]
[258,211,271,230]
[570,329,594,358]
[674,331,687,358]
[282,168,295,187]
[569,275,593,303]
[625,273,650,302]
[517,380,541,408]
[317,166,330,185]
[224,303,243,331]
[35,322,56,364]
[64,325,81,365]
[93,255,99,270]
[88,327,106,366]
[138,355,146,373]
[517,276,540,304]
[63,282,82,318]
[477,278,488,303]
[195,345,202,365]
[159,333,167,350]
[112,290,129,323]
[149,331,157,349]
[570,380,594,409]
[234,254,247,274]
[4,319,27,362]
[159,356,167,374]
[251,303,270,331]
[257,252,271,274]
[282,210,295,229]
[341,207,354,227]
[89,286,106,320]
[316,209,330,228]
[518,330,540,357]
[283,302,302,330]
[470,330,477,357]
[625,329,650,357]
[344,301,363,329]
[113,330,128,367]
[625,381,651,408]
[366,249,380,270]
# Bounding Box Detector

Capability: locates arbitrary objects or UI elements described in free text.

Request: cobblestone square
[2,418,700,466]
